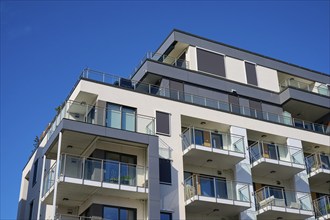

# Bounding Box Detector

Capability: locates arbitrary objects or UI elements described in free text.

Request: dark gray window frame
[156,111,171,136]
[244,61,258,86]
[196,48,226,77]
[159,158,172,185]
[32,159,39,186]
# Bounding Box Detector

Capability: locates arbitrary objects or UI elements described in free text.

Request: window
[103,206,136,220]
[161,212,172,220]
[32,159,38,186]
[156,111,170,135]
[197,48,226,77]
[228,94,240,114]
[28,200,34,220]
[106,103,136,132]
[159,158,171,184]
[245,62,258,86]
[249,100,263,119]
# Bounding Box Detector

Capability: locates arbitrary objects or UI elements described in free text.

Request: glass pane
[103,161,119,183]
[84,159,101,181]
[194,130,204,145]
[320,155,330,170]
[267,144,278,160]
[120,164,136,186]
[103,207,118,220]
[106,104,121,129]
[122,107,136,132]
[200,177,214,197]
[211,133,223,149]
[216,179,228,199]
[120,209,135,220]
[160,213,171,220]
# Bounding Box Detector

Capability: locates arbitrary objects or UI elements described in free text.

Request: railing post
[52,131,62,219]
[118,162,121,187]
[101,159,104,183]
[213,178,217,199]
[148,84,151,94]
[192,127,196,147]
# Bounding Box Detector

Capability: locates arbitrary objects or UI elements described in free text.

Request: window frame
[32,159,39,187]
[244,60,258,86]
[156,111,171,136]
[103,205,137,220]
[105,103,137,132]
[159,158,172,185]
[160,212,173,220]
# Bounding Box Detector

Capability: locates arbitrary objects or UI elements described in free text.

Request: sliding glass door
[106,103,136,132]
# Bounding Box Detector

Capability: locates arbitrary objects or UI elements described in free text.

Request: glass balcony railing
[131,52,189,75]
[181,127,245,154]
[56,214,101,220]
[313,196,330,218]
[255,186,313,212]
[43,100,155,142]
[80,69,329,135]
[43,154,148,196]
[184,174,251,203]
[42,163,57,196]
[305,153,330,175]
[280,79,330,96]
[248,141,304,166]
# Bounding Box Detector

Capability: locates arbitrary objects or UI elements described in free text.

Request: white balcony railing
[43,154,148,196]
[305,153,330,175]
[181,127,245,154]
[249,141,305,166]
[255,186,313,212]
[42,100,155,142]
[184,174,251,203]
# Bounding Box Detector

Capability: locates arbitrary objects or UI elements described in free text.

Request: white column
[231,126,256,220]
[37,155,46,220]
[52,132,62,219]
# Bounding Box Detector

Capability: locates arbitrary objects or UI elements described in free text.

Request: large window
[103,206,136,220]
[160,212,172,220]
[245,62,258,86]
[28,200,34,220]
[156,111,170,135]
[197,48,226,77]
[32,159,38,186]
[106,103,136,132]
[159,158,171,184]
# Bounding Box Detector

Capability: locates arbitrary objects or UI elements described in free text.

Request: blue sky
[0,1,329,219]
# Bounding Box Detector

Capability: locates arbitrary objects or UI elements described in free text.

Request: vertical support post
[37,155,46,220]
[52,131,62,219]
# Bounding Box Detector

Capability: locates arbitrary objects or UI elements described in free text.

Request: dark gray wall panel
[197,48,226,77]
[170,31,329,83]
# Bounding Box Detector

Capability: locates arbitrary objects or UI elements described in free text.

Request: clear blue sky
[1,1,329,219]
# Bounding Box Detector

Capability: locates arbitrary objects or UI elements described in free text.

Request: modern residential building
[17,29,330,220]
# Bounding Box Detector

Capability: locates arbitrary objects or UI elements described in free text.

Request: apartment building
[17,29,330,220]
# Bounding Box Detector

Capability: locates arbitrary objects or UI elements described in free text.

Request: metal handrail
[248,140,305,165]
[181,126,245,154]
[80,69,329,135]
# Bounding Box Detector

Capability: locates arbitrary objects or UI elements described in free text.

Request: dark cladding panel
[245,62,258,86]
[197,48,226,77]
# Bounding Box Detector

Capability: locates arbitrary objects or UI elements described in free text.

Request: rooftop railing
[184,174,251,203]
[131,52,189,76]
[248,141,304,166]
[80,69,329,135]
[44,99,155,142]
[181,127,245,154]
[280,78,330,96]
[43,154,148,196]
[305,153,330,175]
[255,186,313,212]
[313,195,330,218]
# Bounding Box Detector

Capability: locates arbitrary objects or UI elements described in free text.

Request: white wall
[225,56,247,84]
[185,46,198,71]
[256,65,280,92]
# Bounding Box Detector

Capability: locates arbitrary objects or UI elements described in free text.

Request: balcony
[181,127,245,169]
[56,215,100,220]
[255,186,314,219]
[80,69,329,135]
[184,174,251,217]
[248,141,305,179]
[42,154,148,205]
[280,78,330,97]
[313,196,330,220]
[305,153,330,191]
[43,100,155,142]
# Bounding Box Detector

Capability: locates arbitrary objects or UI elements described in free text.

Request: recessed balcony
[248,141,305,179]
[43,100,155,143]
[42,154,148,205]
[255,186,314,219]
[305,153,330,191]
[181,127,245,169]
[280,78,329,97]
[184,174,251,217]
[313,196,330,220]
